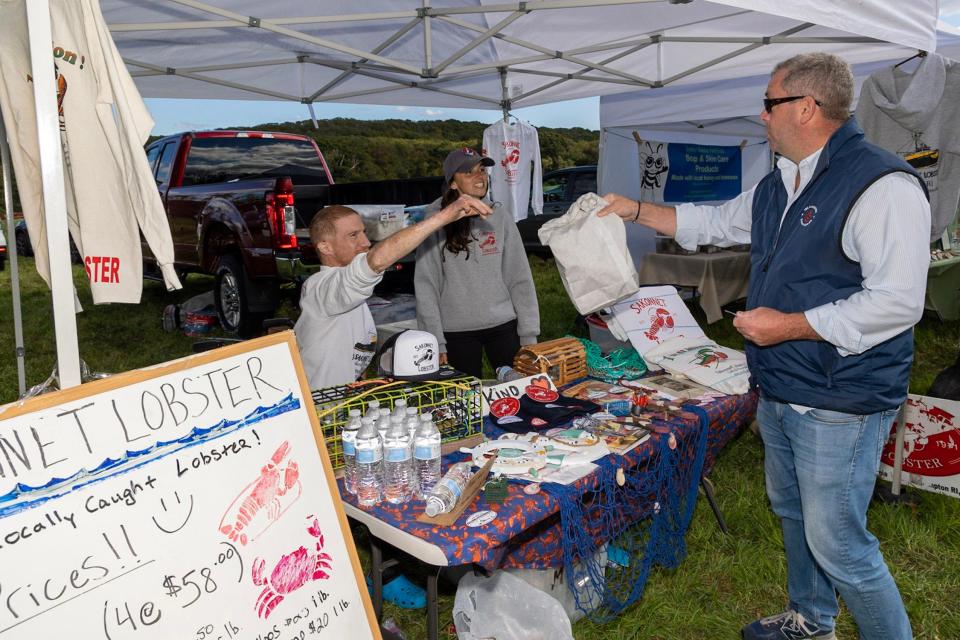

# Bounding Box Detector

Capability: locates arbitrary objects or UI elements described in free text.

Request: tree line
[243,117,599,183]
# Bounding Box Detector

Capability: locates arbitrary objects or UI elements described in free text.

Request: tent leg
[499,67,510,122]
[0,111,26,396]
[891,403,907,496]
[25,0,81,389]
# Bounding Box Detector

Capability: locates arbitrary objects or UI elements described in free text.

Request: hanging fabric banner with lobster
[880,394,960,499]
[634,137,743,204]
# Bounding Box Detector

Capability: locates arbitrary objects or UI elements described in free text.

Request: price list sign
[0,333,378,639]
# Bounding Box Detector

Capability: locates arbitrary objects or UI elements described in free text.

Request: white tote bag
[538,193,639,315]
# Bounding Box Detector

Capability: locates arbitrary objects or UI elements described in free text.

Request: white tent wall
[596,22,960,266]
[13,0,944,388]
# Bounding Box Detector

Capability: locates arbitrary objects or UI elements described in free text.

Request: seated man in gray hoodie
[295,195,491,391]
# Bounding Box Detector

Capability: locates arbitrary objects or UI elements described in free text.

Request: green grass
[2,256,959,639]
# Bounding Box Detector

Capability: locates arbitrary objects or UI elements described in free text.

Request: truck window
[181,137,329,187]
[543,173,568,203]
[155,142,178,185]
[145,144,161,175]
[571,171,597,198]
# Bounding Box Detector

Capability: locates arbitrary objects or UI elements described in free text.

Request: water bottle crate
[311,370,482,470]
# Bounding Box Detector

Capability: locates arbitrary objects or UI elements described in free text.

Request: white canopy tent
[102,0,940,111]
[7,0,943,388]
[598,22,960,261]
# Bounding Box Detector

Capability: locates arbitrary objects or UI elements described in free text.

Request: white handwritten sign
[0,333,379,639]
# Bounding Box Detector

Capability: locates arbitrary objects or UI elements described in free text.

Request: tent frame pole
[26,0,82,389]
[0,112,26,396]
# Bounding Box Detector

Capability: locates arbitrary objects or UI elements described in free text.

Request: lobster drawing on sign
[644,307,675,342]
[252,516,333,619]
[219,441,302,546]
[639,141,668,201]
[693,347,728,368]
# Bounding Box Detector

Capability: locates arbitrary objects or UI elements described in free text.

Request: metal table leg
[427,570,439,640]
[700,475,728,535]
[370,537,384,621]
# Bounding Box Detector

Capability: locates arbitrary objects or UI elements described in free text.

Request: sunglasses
[763,95,822,112]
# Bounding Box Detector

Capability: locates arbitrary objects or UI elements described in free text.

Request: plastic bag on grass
[453,570,574,640]
[506,543,608,623]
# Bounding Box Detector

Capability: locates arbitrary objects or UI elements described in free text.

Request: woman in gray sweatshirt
[415,148,540,378]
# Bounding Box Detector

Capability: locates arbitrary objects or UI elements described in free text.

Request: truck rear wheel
[215,255,267,338]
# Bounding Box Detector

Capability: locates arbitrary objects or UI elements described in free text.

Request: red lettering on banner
[83,256,121,283]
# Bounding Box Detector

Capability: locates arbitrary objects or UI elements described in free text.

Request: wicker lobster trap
[513,337,587,385]
[311,371,482,471]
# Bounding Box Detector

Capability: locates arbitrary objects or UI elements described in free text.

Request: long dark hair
[441,186,475,258]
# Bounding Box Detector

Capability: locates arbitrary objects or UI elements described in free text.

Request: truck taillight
[267,176,297,249]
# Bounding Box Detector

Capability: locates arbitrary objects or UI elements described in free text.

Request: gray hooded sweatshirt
[415,198,540,352]
[856,53,960,241]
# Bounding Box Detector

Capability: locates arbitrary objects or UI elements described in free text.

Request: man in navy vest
[600,53,929,640]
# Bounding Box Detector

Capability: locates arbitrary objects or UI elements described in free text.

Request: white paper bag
[538,193,638,315]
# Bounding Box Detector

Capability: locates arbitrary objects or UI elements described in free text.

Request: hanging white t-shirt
[0,0,181,304]
[483,120,543,222]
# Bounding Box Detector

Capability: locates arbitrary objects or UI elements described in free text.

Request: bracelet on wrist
[633,200,641,223]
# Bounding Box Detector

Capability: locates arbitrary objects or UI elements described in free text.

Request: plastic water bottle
[392,397,408,420]
[424,462,473,517]
[364,399,381,420]
[404,406,420,441]
[341,409,362,495]
[496,366,525,382]
[376,407,392,438]
[414,412,442,499]
[383,418,413,504]
[354,417,383,507]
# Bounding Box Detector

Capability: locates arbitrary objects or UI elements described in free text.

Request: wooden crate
[513,337,587,386]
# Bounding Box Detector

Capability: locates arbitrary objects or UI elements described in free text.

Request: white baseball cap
[378,330,454,381]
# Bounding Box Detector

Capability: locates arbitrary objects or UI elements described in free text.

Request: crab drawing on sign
[252,516,333,619]
[639,141,668,201]
[643,307,675,342]
[220,441,301,546]
[693,347,728,368]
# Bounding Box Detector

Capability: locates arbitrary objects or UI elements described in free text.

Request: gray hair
[773,53,853,122]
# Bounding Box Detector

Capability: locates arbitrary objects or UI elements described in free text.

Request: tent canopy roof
[103,0,939,110]
[600,22,960,132]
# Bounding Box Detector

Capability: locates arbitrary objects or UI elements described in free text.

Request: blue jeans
[757,398,911,640]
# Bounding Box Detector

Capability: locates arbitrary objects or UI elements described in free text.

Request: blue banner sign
[641,142,741,203]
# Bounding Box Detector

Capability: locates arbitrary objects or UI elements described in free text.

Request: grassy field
[1,256,959,639]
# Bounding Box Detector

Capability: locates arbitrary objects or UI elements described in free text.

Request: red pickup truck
[143,131,334,337]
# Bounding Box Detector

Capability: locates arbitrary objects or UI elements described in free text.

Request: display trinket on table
[512,337,587,386]
[634,373,713,401]
[572,415,651,454]
[482,476,510,504]
[460,439,549,475]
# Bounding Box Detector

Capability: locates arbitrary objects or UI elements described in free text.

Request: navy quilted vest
[746,118,926,413]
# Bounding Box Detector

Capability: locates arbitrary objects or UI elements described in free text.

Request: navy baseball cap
[443,147,494,187]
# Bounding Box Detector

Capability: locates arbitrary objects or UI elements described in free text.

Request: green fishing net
[575,337,647,383]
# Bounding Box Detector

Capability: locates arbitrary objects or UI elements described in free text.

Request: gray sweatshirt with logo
[415,198,540,352]
[856,53,960,241]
